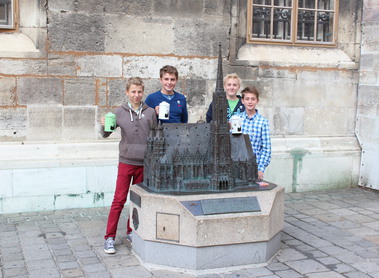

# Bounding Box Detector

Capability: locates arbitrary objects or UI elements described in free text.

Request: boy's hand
[258,170,264,180]
[155,106,159,116]
[257,181,269,187]
[101,117,105,126]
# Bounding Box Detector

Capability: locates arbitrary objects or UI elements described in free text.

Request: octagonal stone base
[129,184,284,271]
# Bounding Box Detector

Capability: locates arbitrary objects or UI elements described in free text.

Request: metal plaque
[200,197,261,215]
[180,200,203,216]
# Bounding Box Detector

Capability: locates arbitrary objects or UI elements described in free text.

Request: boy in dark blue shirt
[145,65,188,123]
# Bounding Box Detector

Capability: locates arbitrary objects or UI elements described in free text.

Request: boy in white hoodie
[101,77,157,254]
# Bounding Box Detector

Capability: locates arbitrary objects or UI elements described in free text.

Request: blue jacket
[145,90,188,123]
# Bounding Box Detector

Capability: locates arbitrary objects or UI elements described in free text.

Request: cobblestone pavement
[1,187,379,278]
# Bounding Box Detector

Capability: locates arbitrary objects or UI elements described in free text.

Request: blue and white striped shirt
[238,110,271,172]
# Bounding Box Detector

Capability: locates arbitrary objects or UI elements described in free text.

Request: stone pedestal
[129,184,284,271]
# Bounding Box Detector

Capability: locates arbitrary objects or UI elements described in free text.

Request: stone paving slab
[0,187,379,277]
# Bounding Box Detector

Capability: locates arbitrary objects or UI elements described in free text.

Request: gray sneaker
[104,237,116,254]
[126,233,132,243]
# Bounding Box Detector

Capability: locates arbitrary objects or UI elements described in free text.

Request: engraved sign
[200,197,261,215]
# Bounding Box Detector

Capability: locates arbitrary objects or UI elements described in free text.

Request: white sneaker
[104,237,116,254]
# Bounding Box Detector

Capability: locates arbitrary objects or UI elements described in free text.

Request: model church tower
[210,44,234,190]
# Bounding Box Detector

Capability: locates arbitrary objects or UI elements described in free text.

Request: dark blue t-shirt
[145,91,188,123]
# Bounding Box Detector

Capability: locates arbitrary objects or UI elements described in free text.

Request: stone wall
[0,0,371,213]
[356,0,379,190]
[1,0,232,143]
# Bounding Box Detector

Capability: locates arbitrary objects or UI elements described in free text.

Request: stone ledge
[0,136,360,169]
[237,44,358,69]
[0,140,119,169]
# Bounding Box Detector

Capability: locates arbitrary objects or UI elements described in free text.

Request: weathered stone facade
[0,0,377,213]
[356,0,379,190]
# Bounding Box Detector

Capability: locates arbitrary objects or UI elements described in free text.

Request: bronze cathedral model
[141,45,260,194]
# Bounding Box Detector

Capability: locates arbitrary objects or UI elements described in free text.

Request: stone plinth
[129,184,284,271]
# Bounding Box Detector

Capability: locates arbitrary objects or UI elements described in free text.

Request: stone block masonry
[356,0,379,190]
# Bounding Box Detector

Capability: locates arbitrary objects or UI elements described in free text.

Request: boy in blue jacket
[145,65,188,123]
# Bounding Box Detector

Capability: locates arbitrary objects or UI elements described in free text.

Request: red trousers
[104,162,143,239]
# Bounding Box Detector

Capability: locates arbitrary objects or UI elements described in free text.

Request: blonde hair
[126,77,144,91]
[223,73,241,87]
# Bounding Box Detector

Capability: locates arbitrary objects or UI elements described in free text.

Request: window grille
[247,0,338,46]
[0,0,15,29]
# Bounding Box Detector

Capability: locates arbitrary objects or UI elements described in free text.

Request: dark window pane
[297,10,315,41]
[299,0,315,9]
[274,0,292,7]
[0,6,5,22]
[253,0,272,5]
[318,0,334,10]
[252,6,272,39]
[273,8,292,40]
[0,0,13,28]
[316,11,334,42]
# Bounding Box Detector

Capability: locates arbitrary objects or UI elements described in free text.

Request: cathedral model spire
[216,43,224,96]
[210,43,234,190]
